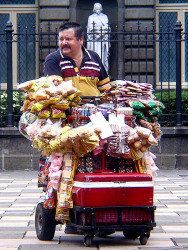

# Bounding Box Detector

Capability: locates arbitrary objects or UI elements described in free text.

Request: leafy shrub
[0,91,25,127]
[155,90,188,114]
[154,90,188,126]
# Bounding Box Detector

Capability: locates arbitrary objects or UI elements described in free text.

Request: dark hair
[59,22,83,40]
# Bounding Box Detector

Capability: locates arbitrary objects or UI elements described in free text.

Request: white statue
[87,2,110,72]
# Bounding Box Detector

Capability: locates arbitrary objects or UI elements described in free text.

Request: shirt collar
[59,47,91,61]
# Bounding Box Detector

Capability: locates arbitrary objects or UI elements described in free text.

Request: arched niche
[69,0,125,79]
[69,0,124,29]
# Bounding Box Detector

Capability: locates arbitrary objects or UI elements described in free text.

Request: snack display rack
[17,76,164,247]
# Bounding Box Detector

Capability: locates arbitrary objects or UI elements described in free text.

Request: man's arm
[44,57,62,77]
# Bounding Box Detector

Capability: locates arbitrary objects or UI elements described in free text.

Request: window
[158,12,177,83]
[159,0,188,3]
[0,0,35,4]
[17,13,36,83]
[156,2,188,89]
[0,14,9,84]
[0,1,38,88]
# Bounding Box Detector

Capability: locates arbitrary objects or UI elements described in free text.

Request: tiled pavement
[1,170,188,249]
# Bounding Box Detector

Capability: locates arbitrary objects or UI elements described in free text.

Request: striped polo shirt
[44,47,110,96]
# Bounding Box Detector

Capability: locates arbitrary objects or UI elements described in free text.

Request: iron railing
[0,20,187,127]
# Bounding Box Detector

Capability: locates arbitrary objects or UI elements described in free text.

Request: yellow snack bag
[38,109,51,119]
[30,102,45,113]
[52,109,66,119]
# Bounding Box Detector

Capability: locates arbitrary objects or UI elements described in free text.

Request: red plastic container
[72,173,154,207]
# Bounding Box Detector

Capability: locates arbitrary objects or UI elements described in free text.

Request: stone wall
[38,0,156,83]
[39,0,70,32]
[0,127,187,171]
[124,0,155,84]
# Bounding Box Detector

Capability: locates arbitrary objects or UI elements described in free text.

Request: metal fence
[0,20,188,127]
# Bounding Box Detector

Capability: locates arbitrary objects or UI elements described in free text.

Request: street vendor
[44,22,111,96]
[42,21,111,234]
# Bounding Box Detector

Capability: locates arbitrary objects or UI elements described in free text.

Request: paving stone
[0,227,28,231]
[4,212,33,216]
[1,216,34,221]
[21,189,43,193]
[0,203,13,207]
[162,225,188,232]
[13,199,41,204]
[0,231,25,239]
[0,180,13,183]
[0,169,188,249]
[0,193,22,196]
[7,185,27,188]
[159,200,187,204]
[164,187,187,190]
[173,238,188,244]
[19,245,68,250]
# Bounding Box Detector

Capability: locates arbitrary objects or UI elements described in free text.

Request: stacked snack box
[18,76,164,224]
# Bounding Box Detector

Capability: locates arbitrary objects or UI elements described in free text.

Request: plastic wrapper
[47,95,62,105]
[21,99,35,112]
[38,109,51,119]
[51,99,69,110]
[133,110,145,119]
[147,101,158,109]
[126,126,157,155]
[137,119,153,130]
[151,122,163,140]
[45,85,60,96]
[148,108,158,116]
[49,136,61,152]
[38,119,62,138]
[17,80,34,91]
[43,182,57,209]
[72,136,88,157]
[55,153,78,223]
[52,109,66,119]
[30,102,46,113]
[106,133,120,157]
[33,89,50,100]
[130,101,145,110]
[38,155,50,188]
[155,100,165,109]
[26,119,45,140]
[141,151,159,176]
[60,134,72,152]
[47,152,64,190]
[80,134,100,153]
[18,112,37,139]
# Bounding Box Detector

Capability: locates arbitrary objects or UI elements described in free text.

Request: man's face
[58,28,83,58]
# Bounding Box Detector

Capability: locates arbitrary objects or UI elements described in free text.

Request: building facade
[0,0,188,89]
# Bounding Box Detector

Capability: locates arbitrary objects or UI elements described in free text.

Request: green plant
[154,90,188,126]
[155,90,188,114]
[0,90,25,127]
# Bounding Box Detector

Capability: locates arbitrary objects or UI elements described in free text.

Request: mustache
[62,45,71,49]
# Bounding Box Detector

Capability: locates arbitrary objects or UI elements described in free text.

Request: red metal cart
[35,153,156,247]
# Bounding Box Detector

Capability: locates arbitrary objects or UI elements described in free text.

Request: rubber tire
[139,235,148,245]
[35,202,56,241]
[123,231,140,240]
[84,235,92,247]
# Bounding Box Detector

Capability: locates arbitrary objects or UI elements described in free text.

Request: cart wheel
[84,235,92,247]
[139,234,148,245]
[35,202,56,241]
